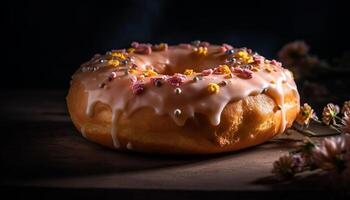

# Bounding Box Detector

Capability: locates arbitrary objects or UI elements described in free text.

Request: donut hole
[150,52,225,75]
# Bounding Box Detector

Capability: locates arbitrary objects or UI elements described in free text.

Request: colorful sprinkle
[152,43,168,51]
[193,76,201,82]
[150,77,165,87]
[207,83,220,94]
[219,80,228,86]
[226,49,235,55]
[179,43,192,49]
[143,69,158,77]
[174,87,182,94]
[193,46,208,56]
[184,69,194,75]
[236,50,254,63]
[108,60,120,67]
[232,67,253,79]
[166,73,186,86]
[132,81,145,95]
[214,65,231,74]
[127,48,135,53]
[201,69,213,76]
[174,109,182,117]
[191,40,201,46]
[111,52,126,60]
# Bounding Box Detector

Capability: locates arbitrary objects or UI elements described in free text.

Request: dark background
[4,0,350,89]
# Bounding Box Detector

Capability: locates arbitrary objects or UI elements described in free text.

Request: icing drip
[74,43,299,149]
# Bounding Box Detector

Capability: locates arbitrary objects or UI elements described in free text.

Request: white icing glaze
[72,44,299,149]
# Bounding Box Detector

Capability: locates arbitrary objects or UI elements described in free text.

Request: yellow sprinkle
[184,69,194,75]
[224,73,234,79]
[265,65,274,73]
[143,69,158,77]
[138,75,145,80]
[127,48,135,53]
[218,65,231,74]
[251,66,260,72]
[108,60,120,67]
[194,46,208,56]
[112,52,126,60]
[207,83,220,94]
[236,50,253,63]
[270,80,275,84]
[129,69,138,74]
[237,51,248,58]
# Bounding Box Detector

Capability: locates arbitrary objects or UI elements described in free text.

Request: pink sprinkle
[253,55,265,64]
[108,71,117,81]
[179,43,192,49]
[213,67,223,74]
[131,41,139,48]
[270,59,282,67]
[222,43,233,51]
[219,46,226,53]
[201,69,213,76]
[200,41,210,47]
[132,81,145,95]
[135,46,152,55]
[112,49,126,53]
[166,73,186,86]
[129,75,137,83]
[152,43,168,51]
[232,67,253,79]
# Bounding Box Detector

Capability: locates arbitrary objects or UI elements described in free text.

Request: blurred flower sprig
[272,101,350,183]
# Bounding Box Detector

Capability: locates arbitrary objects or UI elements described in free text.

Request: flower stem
[292,125,340,137]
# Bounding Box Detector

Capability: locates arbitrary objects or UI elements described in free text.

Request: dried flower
[322,103,340,125]
[312,137,347,173]
[278,41,309,67]
[341,112,350,134]
[272,154,303,178]
[166,73,186,86]
[342,100,350,115]
[295,103,317,126]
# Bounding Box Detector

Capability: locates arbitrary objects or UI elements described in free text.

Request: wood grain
[0,90,347,199]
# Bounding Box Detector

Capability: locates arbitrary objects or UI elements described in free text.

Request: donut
[66,41,300,154]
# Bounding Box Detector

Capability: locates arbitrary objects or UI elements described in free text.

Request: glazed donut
[66,41,300,154]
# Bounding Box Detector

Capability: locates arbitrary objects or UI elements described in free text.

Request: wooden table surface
[0,90,348,199]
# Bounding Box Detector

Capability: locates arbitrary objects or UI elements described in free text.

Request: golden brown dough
[67,42,300,154]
